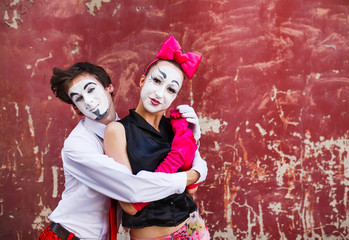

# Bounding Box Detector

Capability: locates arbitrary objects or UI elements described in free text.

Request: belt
[50,222,80,240]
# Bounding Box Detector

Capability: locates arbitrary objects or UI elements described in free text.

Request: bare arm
[104,122,131,170]
[104,122,138,215]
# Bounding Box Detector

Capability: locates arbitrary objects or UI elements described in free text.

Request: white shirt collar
[83,113,119,139]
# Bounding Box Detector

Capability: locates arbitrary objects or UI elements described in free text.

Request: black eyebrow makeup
[158,68,167,79]
[83,82,97,90]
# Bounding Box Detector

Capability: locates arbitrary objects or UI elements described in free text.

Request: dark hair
[50,62,113,105]
[144,59,186,81]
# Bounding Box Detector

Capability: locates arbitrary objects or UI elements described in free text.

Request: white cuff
[191,150,207,184]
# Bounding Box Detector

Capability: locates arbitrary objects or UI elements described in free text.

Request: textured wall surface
[0,0,348,239]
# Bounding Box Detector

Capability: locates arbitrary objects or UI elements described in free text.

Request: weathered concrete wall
[0,0,348,239]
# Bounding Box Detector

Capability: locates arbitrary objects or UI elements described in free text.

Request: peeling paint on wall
[0,0,348,239]
[4,10,22,29]
[200,115,228,134]
[85,0,111,16]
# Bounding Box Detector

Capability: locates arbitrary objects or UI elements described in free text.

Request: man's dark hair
[50,62,113,105]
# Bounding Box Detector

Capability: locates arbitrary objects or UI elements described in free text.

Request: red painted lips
[150,98,160,106]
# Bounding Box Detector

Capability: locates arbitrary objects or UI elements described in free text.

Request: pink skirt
[130,210,210,240]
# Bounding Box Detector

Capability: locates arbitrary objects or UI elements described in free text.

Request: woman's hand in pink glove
[170,108,189,136]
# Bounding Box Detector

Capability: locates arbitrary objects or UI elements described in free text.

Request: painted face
[68,75,110,121]
[140,62,183,113]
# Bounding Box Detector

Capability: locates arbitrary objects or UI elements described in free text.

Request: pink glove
[170,109,199,190]
[170,108,188,135]
[132,109,197,211]
[168,109,196,171]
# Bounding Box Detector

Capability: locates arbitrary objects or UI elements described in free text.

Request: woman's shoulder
[105,121,125,135]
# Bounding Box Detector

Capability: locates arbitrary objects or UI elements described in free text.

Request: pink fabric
[132,201,149,212]
[170,109,198,190]
[146,35,202,79]
[132,109,197,211]
[169,109,196,171]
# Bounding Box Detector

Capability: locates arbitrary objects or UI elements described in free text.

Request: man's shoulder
[63,120,96,149]
[67,120,89,136]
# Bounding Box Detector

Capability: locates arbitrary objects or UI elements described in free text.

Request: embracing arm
[62,129,187,203]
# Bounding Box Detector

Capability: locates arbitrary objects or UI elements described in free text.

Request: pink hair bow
[155,35,202,79]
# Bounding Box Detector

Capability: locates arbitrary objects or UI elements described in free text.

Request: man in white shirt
[38,62,207,240]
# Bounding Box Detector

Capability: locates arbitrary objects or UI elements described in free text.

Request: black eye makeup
[87,87,95,93]
[151,74,163,84]
[75,96,83,102]
[168,87,178,94]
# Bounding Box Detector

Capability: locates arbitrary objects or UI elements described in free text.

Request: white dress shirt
[48,117,207,239]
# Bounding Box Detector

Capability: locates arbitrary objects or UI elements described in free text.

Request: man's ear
[107,84,114,93]
[139,75,146,88]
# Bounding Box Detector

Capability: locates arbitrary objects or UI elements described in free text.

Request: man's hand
[177,105,201,141]
[186,169,200,186]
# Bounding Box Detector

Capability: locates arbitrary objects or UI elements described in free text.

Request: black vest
[119,109,197,228]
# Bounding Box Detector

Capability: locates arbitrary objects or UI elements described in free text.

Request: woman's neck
[135,103,165,132]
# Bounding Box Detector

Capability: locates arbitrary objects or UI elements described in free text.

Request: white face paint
[140,62,184,113]
[68,75,110,121]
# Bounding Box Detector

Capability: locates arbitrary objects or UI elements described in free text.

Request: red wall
[1,0,348,239]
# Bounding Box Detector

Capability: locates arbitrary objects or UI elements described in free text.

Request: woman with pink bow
[104,36,210,239]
